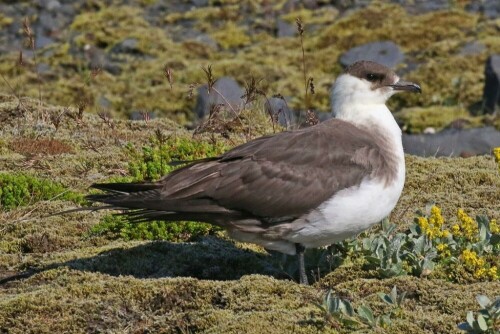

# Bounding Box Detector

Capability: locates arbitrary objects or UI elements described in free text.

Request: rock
[130,111,157,121]
[340,41,405,68]
[110,38,142,55]
[482,55,500,114]
[194,77,244,119]
[193,33,218,50]
[85,46,122,75]
[459,41,486,56]
[264,97,295,127]
[36,62,51,75]
[466,0,500,19]
[276,19,296,38]
[402,127,500,157]
[34,28,55,48]
[392,0,450,14]
[191,0,209,6]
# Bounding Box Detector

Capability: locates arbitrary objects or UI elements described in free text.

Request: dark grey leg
[296,243,309,285]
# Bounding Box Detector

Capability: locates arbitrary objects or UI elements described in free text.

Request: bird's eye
[366,73,381,82]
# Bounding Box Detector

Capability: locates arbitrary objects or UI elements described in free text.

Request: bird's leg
[295,243,309,285]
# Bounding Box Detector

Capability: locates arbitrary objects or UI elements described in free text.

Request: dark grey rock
[34,27,55,48]
[402,127,500,157]
[195,77,244,119]
[191,0,209,6]
[193,34,219,50]
[391,0,450,14]
[459,41,486,56]
[265,97,295,127]
[340,41,405,68]
[110,38,142,55]
[36,62,51,75]
[482,55,500,114]
[466,0,500,19]
[130,111,157,121]
[276,19,296,38]
[97,96,112,109]
[85,46,122,75]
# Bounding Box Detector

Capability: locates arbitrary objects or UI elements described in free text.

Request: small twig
[296,18,307,102]
[164,65,173,89]
[23,17,42,107]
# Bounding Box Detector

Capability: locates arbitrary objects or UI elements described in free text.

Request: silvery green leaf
[397,291,407,306]
[357,305,375,326]
[466,311,475,327]
[390,286,398,304]
[479,224,487,242]
[378,292,393,305]
[476,295,491,309]
[340,299,355,316]
[477,314,488,331]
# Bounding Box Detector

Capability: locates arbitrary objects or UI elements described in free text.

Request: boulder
[458,41,486,56]
[264,96,295,127]
[402,127,500,157]
[466,0,500,19]
[482,55,500,114]
[195,77,244,119]
[340,41,405,68]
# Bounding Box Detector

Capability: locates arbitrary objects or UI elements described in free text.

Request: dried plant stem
[31,45,42,107]
[300,34,307,102]
[211,86,245,129]
[0,72,24,108]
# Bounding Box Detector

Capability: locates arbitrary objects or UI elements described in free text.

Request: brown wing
[89,119,390,220]
[167,120,386,214]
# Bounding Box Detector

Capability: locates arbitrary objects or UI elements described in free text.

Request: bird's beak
[389,80,421,93]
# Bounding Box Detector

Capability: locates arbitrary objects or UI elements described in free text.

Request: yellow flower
[474,268,486,279]
[490,219,499,234]
[418,217,429,231]
[494,147,500,172]
[457,209,478,241]
[441,230,450,238]
[488,266,498,280]
[451,224,461,236]
[436,243,447,252]
[429,205,444,228]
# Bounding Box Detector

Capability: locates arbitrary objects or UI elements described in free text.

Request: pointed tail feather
[90,182,162,194]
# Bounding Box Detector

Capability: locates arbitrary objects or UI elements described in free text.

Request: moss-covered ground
[0,96,498,333]
[0,1,499,130]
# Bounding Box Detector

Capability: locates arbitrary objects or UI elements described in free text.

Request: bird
[87,60,421,285]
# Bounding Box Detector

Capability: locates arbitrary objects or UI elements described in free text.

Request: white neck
[331,74,403,150]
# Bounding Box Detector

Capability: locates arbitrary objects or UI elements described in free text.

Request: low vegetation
[0,2,499,332]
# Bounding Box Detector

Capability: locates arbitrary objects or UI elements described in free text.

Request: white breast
[286,163,405,248]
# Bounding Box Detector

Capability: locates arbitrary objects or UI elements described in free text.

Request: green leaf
[476,295,491,309]
[390,286,398,304]
[466,311,475,328]
[477,314,488,331]
[378,292,393,305]
[357,305,375,326]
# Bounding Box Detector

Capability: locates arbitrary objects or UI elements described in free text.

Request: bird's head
[331,60,421,116]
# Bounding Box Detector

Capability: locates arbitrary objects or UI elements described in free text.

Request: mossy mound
[0,97,498,332]
[1,2,499,126]
[1,265,498,333]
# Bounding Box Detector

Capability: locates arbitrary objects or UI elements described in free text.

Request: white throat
[331,73,402,144]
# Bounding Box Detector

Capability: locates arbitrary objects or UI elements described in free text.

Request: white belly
[286,165,405,248]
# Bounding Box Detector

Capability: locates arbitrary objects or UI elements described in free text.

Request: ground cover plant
[0,1,499,333]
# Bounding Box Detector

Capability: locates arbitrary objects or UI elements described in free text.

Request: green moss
[89,214,219,242]
[0,13,13,28]
[394,155,499,225]
[394,106,483,133]
[211,22,252,50]
[0,173,83,210]
[127,135,227,181]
